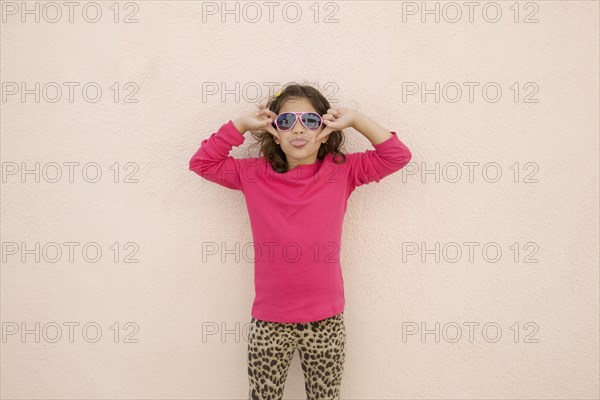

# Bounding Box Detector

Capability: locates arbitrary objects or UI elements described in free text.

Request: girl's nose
[292,121,304,133]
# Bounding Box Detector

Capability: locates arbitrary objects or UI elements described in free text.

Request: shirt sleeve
[345,131,412,189]
[188,119,247,191]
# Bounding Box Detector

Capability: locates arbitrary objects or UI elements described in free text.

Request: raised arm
[345,131,412,188]
[328,110,412,188]
[188,120,247,191]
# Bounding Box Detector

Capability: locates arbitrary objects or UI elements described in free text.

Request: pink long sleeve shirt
[189,120,412,323]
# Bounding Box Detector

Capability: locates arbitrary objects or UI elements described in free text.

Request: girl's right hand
[235,103,280,140]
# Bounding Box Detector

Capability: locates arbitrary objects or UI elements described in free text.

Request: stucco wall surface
[1,1,598,399]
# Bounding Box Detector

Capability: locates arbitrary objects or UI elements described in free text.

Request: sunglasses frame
[273,111,323,132]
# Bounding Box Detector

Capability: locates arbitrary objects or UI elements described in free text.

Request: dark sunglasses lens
[276,113,296,130]
[301,113,322,130]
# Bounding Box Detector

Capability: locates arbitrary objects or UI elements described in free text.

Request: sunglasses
[272,112,323,131]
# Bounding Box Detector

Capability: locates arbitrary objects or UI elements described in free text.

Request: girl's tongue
[291,139,308,148]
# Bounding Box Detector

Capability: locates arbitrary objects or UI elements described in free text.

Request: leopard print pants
[247,312,346,400]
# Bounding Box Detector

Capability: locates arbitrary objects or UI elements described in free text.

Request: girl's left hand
[317,107,358,141]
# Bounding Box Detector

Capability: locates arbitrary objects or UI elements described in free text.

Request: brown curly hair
[247,83,347,173]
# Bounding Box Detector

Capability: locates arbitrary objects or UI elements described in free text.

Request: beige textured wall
[1,1,598,399]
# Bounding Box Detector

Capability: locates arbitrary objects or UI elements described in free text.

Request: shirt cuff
[224,119,247,146]
[372,131,400,150]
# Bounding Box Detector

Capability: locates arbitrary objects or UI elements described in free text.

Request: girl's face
[274,97,327,171]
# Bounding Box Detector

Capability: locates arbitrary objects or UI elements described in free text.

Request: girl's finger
[266,109,278,120]
[266,124,279,139]
[317,129,331,142]
[323,119,339,128]
[258,109,272,118]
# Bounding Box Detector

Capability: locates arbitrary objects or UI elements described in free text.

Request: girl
[188,84,412,400]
